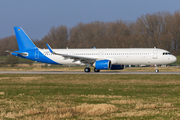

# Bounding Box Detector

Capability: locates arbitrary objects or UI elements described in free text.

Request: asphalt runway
[0,71,179,74]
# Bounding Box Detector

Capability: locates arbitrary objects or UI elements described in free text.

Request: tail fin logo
[18,29,20,31]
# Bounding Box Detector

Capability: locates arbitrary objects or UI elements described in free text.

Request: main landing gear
[155,64,159,73]
[84,67,100,73]
[84,67,91,73]
[94,68,100,72]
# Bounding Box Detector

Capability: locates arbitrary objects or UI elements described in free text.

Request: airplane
[6,27,177,73]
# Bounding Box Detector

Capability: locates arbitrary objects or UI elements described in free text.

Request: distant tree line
[1,11,180,56]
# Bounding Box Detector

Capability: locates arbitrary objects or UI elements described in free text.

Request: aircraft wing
[46,44,96,64]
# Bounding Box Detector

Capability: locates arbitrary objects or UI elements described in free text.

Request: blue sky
[0,0,180,40]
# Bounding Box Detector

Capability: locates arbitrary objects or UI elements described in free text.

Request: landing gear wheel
[94,68,100,72]
[154,64,159,73]
[155,69,159,73]
[84,68,91,73]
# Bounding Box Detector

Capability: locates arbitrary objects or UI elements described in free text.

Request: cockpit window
[163,52,171,55]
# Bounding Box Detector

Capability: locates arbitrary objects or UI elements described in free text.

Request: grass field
[1,74,180,119]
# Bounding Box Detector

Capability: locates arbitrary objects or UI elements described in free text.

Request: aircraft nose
[172,55,177,63]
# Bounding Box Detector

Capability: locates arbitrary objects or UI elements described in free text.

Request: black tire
[84,68,91,73]
[155,69,159,73]
[94,68,100,72]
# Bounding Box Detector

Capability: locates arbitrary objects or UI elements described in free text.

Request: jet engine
[93,60,111,70]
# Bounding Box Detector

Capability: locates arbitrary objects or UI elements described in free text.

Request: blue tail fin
[14,27,37,50]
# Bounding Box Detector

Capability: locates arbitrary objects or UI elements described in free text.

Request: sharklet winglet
[46,43,54,53]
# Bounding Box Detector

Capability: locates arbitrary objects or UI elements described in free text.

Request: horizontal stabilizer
[6,50,28,56]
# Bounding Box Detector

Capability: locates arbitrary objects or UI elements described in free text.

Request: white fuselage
[39,48,177,65]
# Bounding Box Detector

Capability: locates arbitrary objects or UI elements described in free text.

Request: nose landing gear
[155,69,159,73]
[155,64,159,73]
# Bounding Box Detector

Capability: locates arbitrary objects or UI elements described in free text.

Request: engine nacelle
[93,60,111,70]
[110,65,124,70]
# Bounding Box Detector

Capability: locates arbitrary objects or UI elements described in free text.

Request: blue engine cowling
[110,65,124,70]
[95,60,111,70]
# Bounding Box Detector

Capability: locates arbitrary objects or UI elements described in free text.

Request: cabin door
[153,50,158,59]
[35,50,39,59]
